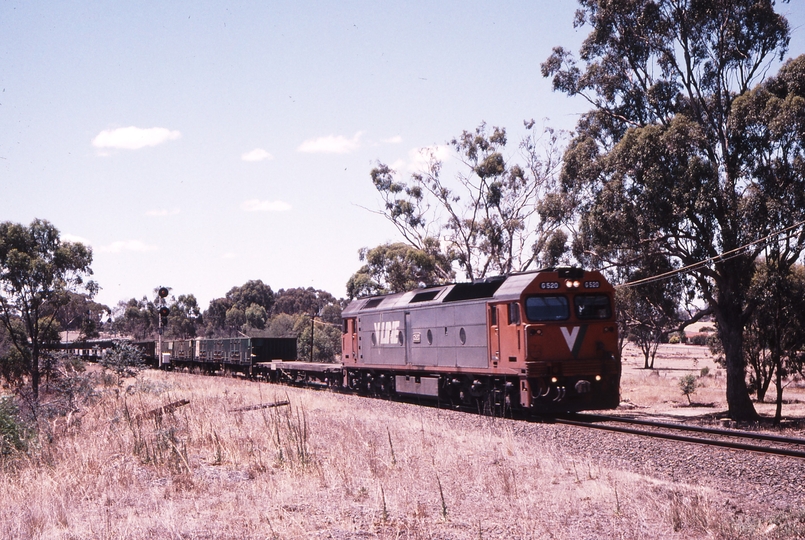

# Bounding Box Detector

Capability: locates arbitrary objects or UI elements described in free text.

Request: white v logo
[560,326,581,352]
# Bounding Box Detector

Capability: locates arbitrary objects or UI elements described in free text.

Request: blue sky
[2,1,804,312]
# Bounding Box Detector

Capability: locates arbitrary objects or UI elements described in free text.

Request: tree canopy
[0,219,96,399]
[542,0,801,420]
[369,121,567,283]
[346,242,454,299]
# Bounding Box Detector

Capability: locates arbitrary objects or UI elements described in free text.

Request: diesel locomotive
[338,267,621,413]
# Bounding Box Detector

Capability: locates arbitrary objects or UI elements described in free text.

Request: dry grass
[0,367,797,539]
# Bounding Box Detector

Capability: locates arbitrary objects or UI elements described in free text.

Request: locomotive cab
[518,268,620,410]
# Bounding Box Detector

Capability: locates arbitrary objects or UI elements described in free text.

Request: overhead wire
[618,218,805,289]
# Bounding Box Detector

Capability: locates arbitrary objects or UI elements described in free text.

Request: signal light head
[159,307,170,316]
[158,287,169,298]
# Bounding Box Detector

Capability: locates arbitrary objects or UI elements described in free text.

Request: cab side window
[508,302,521,325]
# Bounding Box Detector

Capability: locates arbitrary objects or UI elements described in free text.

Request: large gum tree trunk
[714,292,758,421]
[31,342,40,401]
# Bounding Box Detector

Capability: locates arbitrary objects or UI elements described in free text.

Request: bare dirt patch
[620,342,805,424]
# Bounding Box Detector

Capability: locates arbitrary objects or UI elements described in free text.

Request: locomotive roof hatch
[341,269,605,317]
[441,276,505,302]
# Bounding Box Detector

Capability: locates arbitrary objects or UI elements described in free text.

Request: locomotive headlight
[565,280,573,288]
[595,375,602,381]
[551,377,558,384]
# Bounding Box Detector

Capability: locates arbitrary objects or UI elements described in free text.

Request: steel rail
[551,417,805,459]
[568,412,805,446]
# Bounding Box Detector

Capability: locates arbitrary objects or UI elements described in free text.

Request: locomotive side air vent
[410,290,441,303]
[361,298,385,309]
[442,279,505,302]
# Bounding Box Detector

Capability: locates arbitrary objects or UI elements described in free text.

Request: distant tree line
[0,218,349,405]
[110,281,344,363]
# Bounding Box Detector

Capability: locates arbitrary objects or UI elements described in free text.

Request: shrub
[100,340,146,386]
[0,397,27,455]
[689,334,709,346]
[669,332,687,344]
[679,374,698,405]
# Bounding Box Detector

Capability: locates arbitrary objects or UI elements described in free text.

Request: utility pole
[309,313,315,363]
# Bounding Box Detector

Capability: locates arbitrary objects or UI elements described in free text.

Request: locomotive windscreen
[574,295,612,320]
[525,295,569,321]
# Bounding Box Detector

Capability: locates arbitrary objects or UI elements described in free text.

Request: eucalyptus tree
[166,294,202,338]
[618,255,689,369]
[203,280,274,336]
[112,297,156,340]
[0,219,96,400]
[272,287,341,319]
[542,0,803,420]
[346,242,454,299]
[56,292,109,342]
[370,121,566,282]
[744,262,805,424]
[225,280,274,314]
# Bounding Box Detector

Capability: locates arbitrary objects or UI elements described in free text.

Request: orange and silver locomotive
[341,267,620,413]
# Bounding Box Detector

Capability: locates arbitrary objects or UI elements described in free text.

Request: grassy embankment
[0,362,800,539]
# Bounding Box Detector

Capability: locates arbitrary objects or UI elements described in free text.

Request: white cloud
[241,148,274,162]
[241,199,292,212]
[298,132,363,154]
[378,145,452,176]
[408,144,450,172]
[92,126,181,150]
[61,233,92,245]
[389,159,406,171]
[383,135,403,144]
[221,252,237,259]
[97,240,158,254]
[146,208,181,217]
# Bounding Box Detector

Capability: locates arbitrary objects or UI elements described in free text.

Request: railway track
[545,412,805,459]
[161,361,805,460]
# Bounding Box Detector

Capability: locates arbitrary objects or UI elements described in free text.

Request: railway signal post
[157,286,169,368]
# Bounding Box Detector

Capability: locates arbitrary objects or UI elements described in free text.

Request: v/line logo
[373,320,401,345]
[560,326,588,358]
